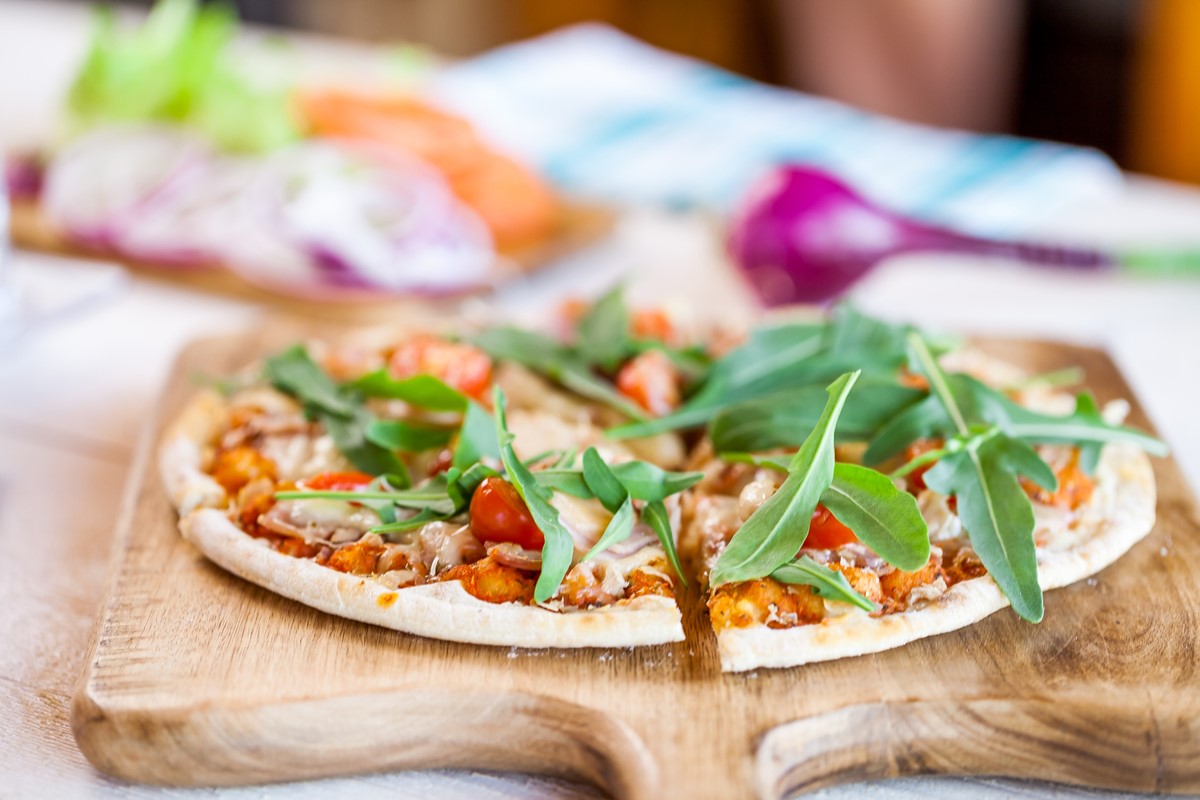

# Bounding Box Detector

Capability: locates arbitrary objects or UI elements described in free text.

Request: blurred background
[82,0,1200,185]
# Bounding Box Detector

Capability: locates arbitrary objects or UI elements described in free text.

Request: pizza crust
[716,442,1157,672]
[159,389,227,515]
[181,508,684,648]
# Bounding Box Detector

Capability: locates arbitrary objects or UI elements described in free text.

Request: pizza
[159,296,1166,667]
[682,349,1159,671]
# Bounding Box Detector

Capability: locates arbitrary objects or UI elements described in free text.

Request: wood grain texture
[71,329,1200,799]
[8,199,614,322]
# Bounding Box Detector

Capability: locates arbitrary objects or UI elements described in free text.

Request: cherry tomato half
[802,504,858,550]
[901,438,944,492]
[389,335,493,403]
[469,476,544,550]
[616,350,680,417]
[302,471,375,491]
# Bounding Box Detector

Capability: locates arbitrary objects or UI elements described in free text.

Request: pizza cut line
[159,299,1164,670]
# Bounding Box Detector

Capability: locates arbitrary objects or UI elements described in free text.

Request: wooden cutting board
[72,329,1200,799]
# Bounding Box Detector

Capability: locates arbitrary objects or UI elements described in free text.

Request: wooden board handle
[73,687,659,796]
[757,697,1189,797]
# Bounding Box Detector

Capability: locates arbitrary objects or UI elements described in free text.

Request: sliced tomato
[468,476,544,550]
[303,471,375,491]
[901,438,944,492]
[389,334,493,403]
[802,504,859,550]
[632,308,675,344]
[616,350,680,417]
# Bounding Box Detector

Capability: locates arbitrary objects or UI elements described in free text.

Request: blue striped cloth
[433,24,1122,235]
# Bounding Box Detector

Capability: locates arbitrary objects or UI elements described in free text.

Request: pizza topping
[469,476,544,550]
[418,522,485,573]
[1024,448,1095,510]
[803,504,859,550]
[258,498,381,542]
[616,350,681,417]
[195,303,1170,631]
[211,446,278,495]
[388,335,493,403]
[438,557,536,604]
[710,372,927,605]
[326,534,387,575]
[488,542,543,572]
[302,471,374,491]
[709,579,825,630]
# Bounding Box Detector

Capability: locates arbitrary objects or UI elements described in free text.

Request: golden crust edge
[181,508,684,648]
[158,389,228,516]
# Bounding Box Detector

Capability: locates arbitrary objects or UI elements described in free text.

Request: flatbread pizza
[159,296,1167,665]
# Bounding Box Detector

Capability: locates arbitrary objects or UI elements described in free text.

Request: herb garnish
[264,346,415,482]
[608,305,916,439]
[471,286,714,423]
[891,334,1050,620]
[709,370,930,608]
[708,377,923,453]
[278,379,699,602]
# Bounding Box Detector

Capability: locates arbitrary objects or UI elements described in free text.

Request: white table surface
[3,2,1200,798]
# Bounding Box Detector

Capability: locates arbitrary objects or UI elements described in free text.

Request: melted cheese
[259,433,351,481]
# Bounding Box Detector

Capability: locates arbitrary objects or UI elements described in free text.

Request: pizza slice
[160,327,698,648]
[682,336,1164,672]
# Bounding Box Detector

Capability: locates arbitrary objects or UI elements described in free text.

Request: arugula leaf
[771,556,876,612]
[863,393,948,465]
[345,370,467,412]
[642,499,687,586]
[864,372,1167,468]
[718,446,930,572]
[709,371,860,587]
[471,327,649,421]
[994,386,1168,460]
[319,410,409,484]
[821,463,929,571]
[575,285,631,371]
[276,482,455,512]
[986,436,1058,492]
[582,448,628,512]
[557,365,650,421]
[470,327,571,372]
[263,347,415,481]
[924,443,1043,621]
[263,345,354,416]
[493,386,576,603]
[608,323,827,437]
[609,461,703,502]
[582,497,635,561]
[357,475,400,525]
[709,378,923,453]
[1071,393,1104,474]
[533,469,594,499]
[452,401,501,471]
[908,334,1046,622]
[370,508,452,535]
[365,419,453,453]
[822,304,913,361]
[610,307,916,439]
